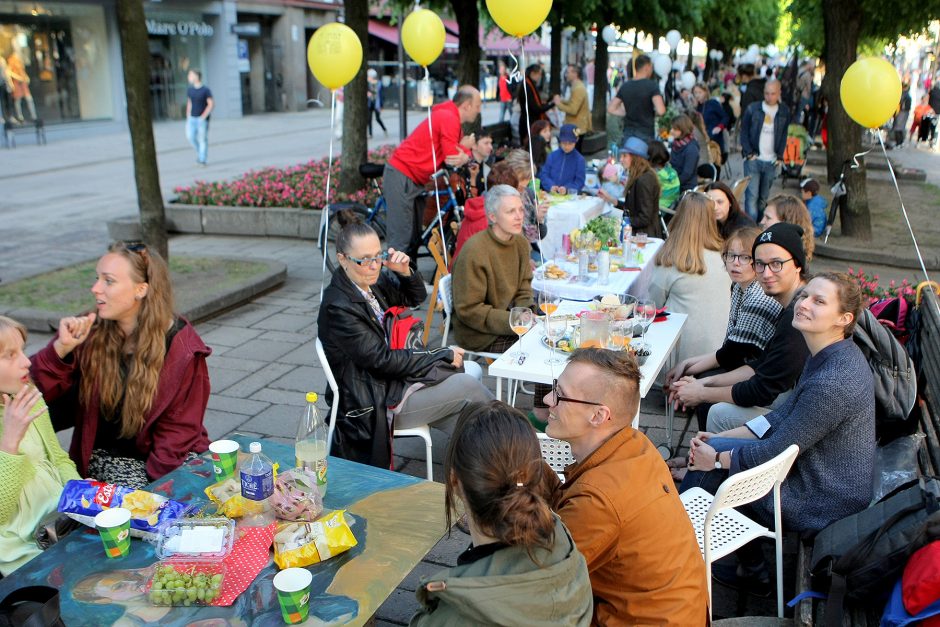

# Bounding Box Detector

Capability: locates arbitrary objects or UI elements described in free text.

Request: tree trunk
[593,36,609,132]
[115,0,167,259]
[338,0,368,196]
[550,19,563,96]
[822,0,871,239]
[452,0,480,88]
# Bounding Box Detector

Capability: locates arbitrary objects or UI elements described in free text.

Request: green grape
[197,589,205,601]
[183,599,192,607]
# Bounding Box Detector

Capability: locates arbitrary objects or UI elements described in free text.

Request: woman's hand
[53,313,96,359]
[384,248,411,275]
[695,431,714,442]
[664,359,690,389]
[673,376,706,410]
[450,346,465,369]
[687,438,718,472]
[597,189,615,204]
[536,201,549,223]
[0,385,42,455]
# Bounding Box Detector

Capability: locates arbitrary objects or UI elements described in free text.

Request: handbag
[0,587,64,627]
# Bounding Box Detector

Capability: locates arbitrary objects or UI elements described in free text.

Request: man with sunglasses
[544,348,709,625]
[671,223,809,433]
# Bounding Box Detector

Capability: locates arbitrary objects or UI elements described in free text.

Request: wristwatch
[714,457,723,470]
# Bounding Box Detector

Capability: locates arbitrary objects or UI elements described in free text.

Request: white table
[532,238,664,301]
[488,302,687,453]
[542,196,607,259]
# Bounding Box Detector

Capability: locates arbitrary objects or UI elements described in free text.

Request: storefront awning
[368,20,459,50]
[439,20,549,54]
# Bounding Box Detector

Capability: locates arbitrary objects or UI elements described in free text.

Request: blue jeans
[186,116,209,164]
[743,158,777,222]
[499,100,512,122]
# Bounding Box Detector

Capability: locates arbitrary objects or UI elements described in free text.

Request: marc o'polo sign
[146,19,215,37]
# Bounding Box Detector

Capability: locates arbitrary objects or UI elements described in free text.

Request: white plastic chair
[680,444,799,619]
[438,274,519,404]
[315,338,434,481]
[536,432,575,482]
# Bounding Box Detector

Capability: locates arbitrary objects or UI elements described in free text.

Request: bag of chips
[270,468,324,522]
[273,510,357,569]
[204,477,265,519]
[57,479,187,539]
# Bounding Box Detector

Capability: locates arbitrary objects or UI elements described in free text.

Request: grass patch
[0,256,272,314]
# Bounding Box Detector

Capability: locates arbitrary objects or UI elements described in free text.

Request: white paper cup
[94,507,132,528]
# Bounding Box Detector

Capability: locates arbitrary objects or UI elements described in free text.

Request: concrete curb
[166,204,322,239]
[2,257,287,333]
[805,151,926,181]
[815,242,940,272]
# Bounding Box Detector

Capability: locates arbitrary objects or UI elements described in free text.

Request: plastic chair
[315,338,434,481]
[680,444,799,619]
[422,230,450,346]
[536,432,575,482]
[731,176,750,205]
[438,274,520,404]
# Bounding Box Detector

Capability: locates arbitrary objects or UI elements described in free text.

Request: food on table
[274,510,358,569]
[205,477,265,518]
[148,563,224,606]
[582,216,620,246]
[58,479,187,538]
[543,264,569,280]
[270,468,324,522]
[600,294,619,306]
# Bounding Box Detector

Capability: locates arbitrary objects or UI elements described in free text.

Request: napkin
[211,522,276,606]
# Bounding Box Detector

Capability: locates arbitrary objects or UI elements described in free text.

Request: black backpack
[853,308,918,443]
[811,477,940,626]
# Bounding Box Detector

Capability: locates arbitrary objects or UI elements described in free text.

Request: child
[649,141,680,210]
[538,124,586,195]
[800,178,827,237]
[0,315,80,576]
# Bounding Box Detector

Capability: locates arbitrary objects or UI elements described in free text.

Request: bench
[2,118,47,148]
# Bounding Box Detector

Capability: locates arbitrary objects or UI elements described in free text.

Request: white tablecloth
[542,196,608,258]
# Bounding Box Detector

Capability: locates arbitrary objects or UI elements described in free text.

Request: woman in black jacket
[517,64,554,148]
[598,136,663,238]
[317,211,493,469]
[669,114,700,192]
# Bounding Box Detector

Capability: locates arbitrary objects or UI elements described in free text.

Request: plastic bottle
[296,392,328,496]
[240,441,275,525]
[597,245,610,285]
[621,216,634,267]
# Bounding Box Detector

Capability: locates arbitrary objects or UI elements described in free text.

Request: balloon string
[424,67,449,267]
[518,42,545,272]
[874,131,939,316]
[506,48,523,85]
[319,89,338,303]
[849,146,874,170]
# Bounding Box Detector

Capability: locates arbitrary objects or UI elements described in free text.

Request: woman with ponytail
[409,400,592,626]
[30,242,211,487]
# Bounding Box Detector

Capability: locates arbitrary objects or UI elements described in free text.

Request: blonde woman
[630,192,731,362]
[31,242,211,488]
[760,194,816,261]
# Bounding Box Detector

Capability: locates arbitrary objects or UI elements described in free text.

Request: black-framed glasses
[343,251,388,267]
[722,252,753,265]
[124,241,148,253]
[547,379,604,409]
[753,257,794,273]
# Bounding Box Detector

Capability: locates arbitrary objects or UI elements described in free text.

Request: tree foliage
[698,0,779,54]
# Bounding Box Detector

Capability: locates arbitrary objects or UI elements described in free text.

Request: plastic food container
[147,517,235,606]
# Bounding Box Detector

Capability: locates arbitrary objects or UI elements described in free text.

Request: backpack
[810,478,940,626]
[853,308,917,443]
[870,297,911,344]
[383,306,425,350]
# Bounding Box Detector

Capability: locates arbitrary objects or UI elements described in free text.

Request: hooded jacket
[539,148,586,194]
[453,195,487,265]
[30,318,211,479]
[409,516,593,626]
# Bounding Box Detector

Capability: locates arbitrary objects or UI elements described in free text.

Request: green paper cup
[94,507,132,559]
[209,439,240,481]
[533,178,541,195]
[273,568,313,624]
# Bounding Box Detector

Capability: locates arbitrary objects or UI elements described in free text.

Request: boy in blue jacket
[539,124,585,194]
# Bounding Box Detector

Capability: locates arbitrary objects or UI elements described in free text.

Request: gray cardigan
[729,338,876,533]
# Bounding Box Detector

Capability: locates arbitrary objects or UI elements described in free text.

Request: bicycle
[823,160,849,243]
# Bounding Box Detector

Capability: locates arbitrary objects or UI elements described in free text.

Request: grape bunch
[149,563,223,606]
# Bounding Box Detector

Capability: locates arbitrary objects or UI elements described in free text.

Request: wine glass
[635,299,657,342]
[543,315,569,365]
[509,307,534,358]
[606,320,633,351]
[539,288,560,316]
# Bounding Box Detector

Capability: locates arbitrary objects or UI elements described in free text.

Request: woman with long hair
[760,194,816,260]
[318,211,492,469]
[517,64,554,148]
[704,180,755,239]
[681,272,875,590]
[30,242,211,487]
[0,315,80,575]
[528,120,552,171]
[598,136,662,238]
[410,401,592,626]
[669,114,700,192]
[630,192,730,362]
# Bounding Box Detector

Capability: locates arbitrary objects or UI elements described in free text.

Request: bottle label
[241,467,274,501]
[315,458,328,487]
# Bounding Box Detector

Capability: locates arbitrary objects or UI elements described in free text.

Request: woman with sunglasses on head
[704,181,755,240]
[318,210,492,469]
[410,400,592,626]
[30,242,211,488]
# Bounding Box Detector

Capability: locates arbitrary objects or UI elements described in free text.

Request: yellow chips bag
[273,510,358,569]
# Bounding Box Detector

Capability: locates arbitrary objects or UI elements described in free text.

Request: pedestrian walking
[367,70,387,138]
[185,69,213,165]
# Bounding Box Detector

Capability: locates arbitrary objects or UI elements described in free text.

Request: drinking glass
[539,288,560,316]
[509,307,534,358]
[635,299,657,341]
[543,315,569,365]
[606,321,633,351]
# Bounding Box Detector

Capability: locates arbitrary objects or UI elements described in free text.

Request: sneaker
[711,561,773,598]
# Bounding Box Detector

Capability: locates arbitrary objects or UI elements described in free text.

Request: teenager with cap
[669,222,810,432]
[538,124,586,195]
[598,136,663,238]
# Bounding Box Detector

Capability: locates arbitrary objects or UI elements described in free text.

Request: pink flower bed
[173,145,395,209]
[848,267,916,303]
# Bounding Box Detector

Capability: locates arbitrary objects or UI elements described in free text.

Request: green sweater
[451,228,534,352]
[0,395,80,575]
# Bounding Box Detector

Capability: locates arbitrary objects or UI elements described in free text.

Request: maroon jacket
[30,318,211,479]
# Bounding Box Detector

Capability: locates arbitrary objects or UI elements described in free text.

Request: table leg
[495,376,503,401]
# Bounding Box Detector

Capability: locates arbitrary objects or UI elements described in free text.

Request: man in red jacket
[384,85,482,257]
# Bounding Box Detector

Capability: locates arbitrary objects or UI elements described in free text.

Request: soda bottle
[240,441,275,525]
[597,245,610,285]
[621,216,634,267]
[296,392,328,496]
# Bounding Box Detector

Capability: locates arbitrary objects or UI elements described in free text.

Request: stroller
[780,123,810,187]
[919,113,937,146]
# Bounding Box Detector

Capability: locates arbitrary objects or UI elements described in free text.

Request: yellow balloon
[307,23,362,90]
[485,0,552,38]
[840,57,902,129]
[402,9,446,67]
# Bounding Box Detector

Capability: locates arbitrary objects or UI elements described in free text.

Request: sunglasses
[343,251,389,267]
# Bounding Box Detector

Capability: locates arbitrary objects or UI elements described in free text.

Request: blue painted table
[0,434,447,626]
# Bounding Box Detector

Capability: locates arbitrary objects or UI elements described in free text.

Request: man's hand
[54,313,96,359]
[0,385,43,455]
[664,359,690,389]
[672,376,707,410]
[687,438,718,472]
[383,248,411,275]
[553,95,562,105]
[536,201,549,223]
[459,133,476,149]
[444,151,470,167]
[449,346,465,368]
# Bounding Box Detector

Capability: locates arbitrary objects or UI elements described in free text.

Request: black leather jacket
[317,267,453,469]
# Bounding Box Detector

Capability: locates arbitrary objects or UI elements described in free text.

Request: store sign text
[146,20,215,37]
